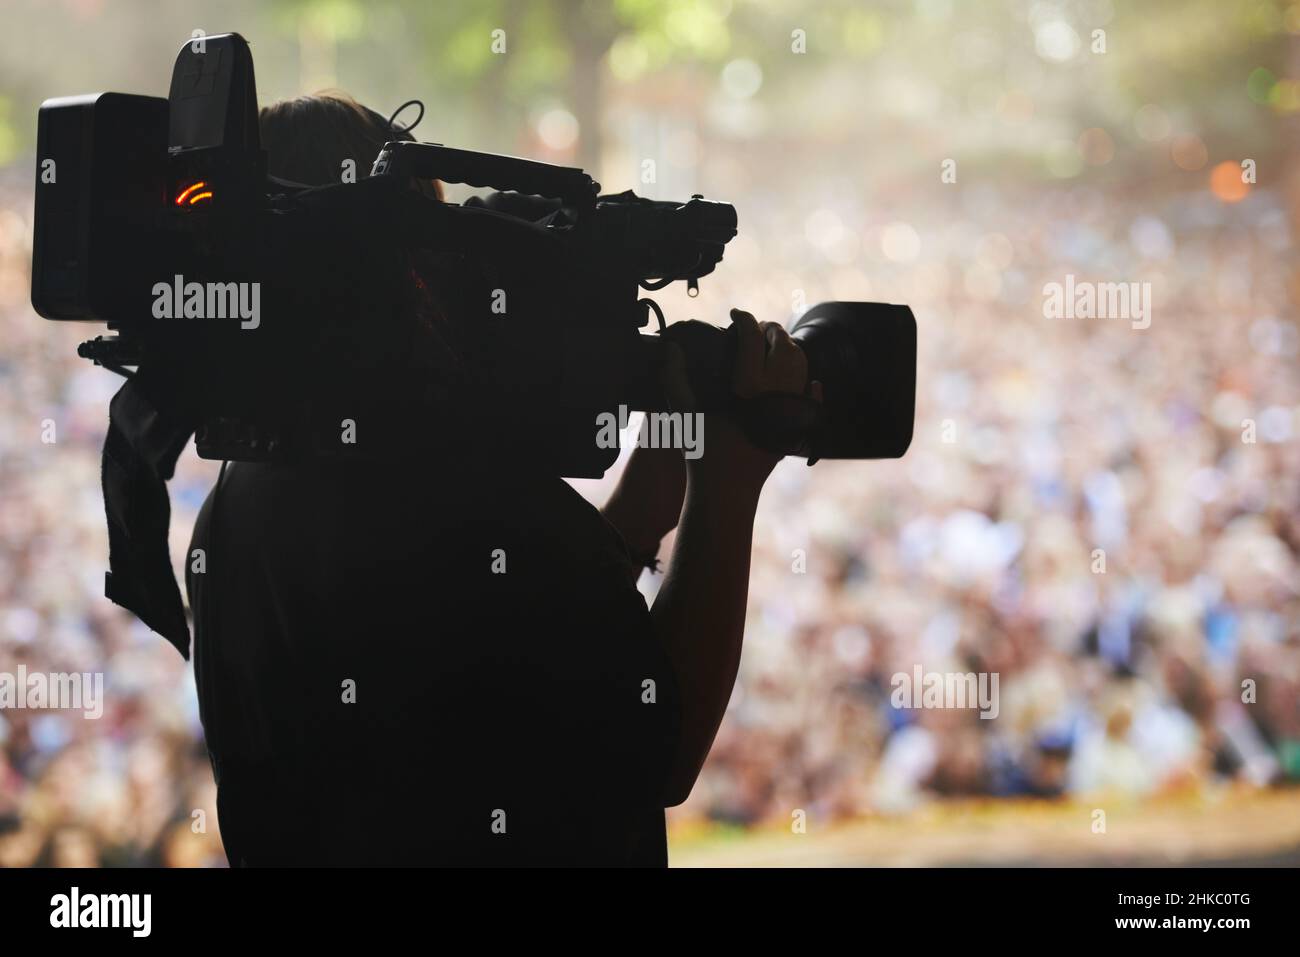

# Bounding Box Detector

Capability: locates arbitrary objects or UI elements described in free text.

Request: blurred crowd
[0,143,1296,863]
[672,169,1300,827]
[0,173,225,866]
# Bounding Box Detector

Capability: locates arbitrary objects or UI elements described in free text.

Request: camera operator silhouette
[186,91,821,866]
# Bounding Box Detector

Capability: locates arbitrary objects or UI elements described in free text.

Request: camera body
[32,32,916,477]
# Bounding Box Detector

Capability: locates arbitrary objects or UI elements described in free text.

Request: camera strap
[101,373,197,659]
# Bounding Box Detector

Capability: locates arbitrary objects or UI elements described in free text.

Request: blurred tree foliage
[0,0,1293,178]
[269,0,746,167]
[256,0,1293,169]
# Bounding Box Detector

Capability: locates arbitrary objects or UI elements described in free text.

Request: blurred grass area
[668,786,1300,867]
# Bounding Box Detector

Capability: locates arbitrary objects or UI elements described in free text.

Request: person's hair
[257,90,466,428]
[258,90,443,199]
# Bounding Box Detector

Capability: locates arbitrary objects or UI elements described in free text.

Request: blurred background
[1,0,1298,866]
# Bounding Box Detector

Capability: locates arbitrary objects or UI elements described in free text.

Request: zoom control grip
[657,319,824,459]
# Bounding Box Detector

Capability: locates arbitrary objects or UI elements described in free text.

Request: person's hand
[691,308,821,494]
[603,308,820,556]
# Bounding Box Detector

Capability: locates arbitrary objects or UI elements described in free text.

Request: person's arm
[648,309,818,806]
[601,336,694,582]
[651,420,769,806]
[601,444,685,584]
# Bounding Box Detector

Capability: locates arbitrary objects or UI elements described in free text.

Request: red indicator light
[174,181,212,206]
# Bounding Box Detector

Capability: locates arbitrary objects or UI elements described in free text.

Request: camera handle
[370,141,599,212]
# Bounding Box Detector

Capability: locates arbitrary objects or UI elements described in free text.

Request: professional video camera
[30,33,916,653]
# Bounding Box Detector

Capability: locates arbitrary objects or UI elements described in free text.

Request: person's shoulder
[456,467,638,579]
[200,457,629,570]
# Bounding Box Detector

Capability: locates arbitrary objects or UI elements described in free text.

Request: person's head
[258,90,443,199]
[256,90,467,427]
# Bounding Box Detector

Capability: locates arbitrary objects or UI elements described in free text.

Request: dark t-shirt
[186,456,681,866]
